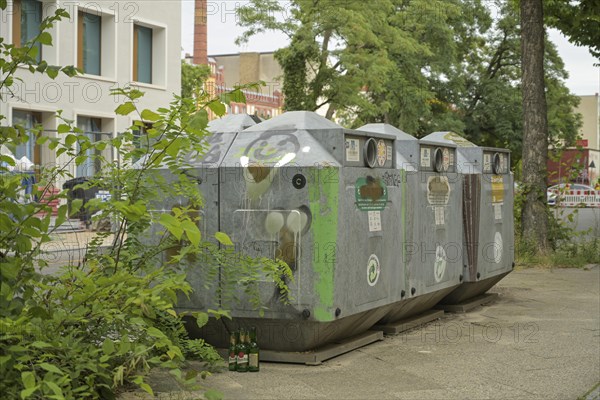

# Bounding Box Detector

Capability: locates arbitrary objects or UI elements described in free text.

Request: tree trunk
[520,0,549,251]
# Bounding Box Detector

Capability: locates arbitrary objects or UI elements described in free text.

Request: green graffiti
[401,170,408,287]
[309,167,339,322]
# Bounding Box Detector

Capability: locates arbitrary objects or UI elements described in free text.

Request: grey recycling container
[358,124,463,323]
[139,114,259,312]
[193,111,404,352]
[420,132,514,304]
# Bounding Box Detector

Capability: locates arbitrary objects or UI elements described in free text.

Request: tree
[181,60,211,99]
[237,0,400,118]
[545,0,600,60]
[425,2,580,165]
[520,0,550,251]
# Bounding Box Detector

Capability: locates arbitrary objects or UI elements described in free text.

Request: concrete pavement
[120,266,600,399]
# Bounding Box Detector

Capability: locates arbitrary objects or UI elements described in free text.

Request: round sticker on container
[434,245,447,283]
[377,140,387,167]
[367,254,381,286]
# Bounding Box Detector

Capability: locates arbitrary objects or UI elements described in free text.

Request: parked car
[547,183,594,206]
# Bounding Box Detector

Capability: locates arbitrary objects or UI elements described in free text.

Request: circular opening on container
[433,147,444,172]
[492,152,501,174]
[364,138,377,168]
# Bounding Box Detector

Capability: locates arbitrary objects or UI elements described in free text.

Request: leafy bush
[0,6,291,399]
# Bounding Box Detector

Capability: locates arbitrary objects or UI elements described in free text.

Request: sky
[181,1,600,96]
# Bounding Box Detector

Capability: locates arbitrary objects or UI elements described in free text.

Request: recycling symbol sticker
[434,245,447,283]
[367,254,381,287]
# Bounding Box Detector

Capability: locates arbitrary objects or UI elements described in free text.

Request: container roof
[358,123,416,141]
[207,113,260,133]
[243,111,342,132]
[422,131,476,147]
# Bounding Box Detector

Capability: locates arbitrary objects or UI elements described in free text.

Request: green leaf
[146,327,166,339]
[159,213,183,240]
[207,101,226,117]
[20,387,38,399]
[46,66,59,79]
[115,102,136,116]
[102,338,115,355]
[44,380,63,397]
[195,312,209,328]
[64,134,77,147]
[140,383,153,395]
[57,124,70,134]
[21,371,36,389]
[39,363,62,375]
[215,232,234,246]
[30,341,52,348]
[189,109,208,131]
[36,60,48,73]
[141,109,161,122]
[70,198,83,217]
[38,32,52,45]
[181,220,201,246]
[55,204,68,228]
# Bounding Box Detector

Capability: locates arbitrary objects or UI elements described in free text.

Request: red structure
[547,146,591,186]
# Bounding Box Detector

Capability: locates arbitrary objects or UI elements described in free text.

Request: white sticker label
[483,154,491,173]
[434,245,447,283]
[421,148,431,167]
[368,210,382,232]
[435,206,445,225]
[493,232,503,264]
[377,140,387,167]
[442,148,450,171]
[427,176,451,205]
[494,203,502,220]
[386,145,393,161]
[346,138,360,162]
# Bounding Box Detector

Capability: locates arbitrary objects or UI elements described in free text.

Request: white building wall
[0,0,181,187]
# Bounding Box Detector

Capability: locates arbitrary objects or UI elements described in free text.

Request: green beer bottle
[248,326,260,372]
[236,329,249,372]
[228,331,237,371]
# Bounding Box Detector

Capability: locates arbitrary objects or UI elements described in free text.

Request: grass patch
[516,237,600,269]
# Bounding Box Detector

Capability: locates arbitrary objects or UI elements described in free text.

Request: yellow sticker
[491,175,504,203]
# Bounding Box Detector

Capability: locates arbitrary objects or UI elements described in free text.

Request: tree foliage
[545,0,600,60]
[181,60,211,99]
[237,0,581,168]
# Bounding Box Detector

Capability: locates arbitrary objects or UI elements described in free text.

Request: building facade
[547,94,600,186]
[0,0,182,188]
[192,0,283,120]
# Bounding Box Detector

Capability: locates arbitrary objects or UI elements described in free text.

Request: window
[78,12,102,75]
[132,121,153,163]
[13,109,42,165]
[133,25,153,84]
[76,117,102,177]
[12,0,43,63]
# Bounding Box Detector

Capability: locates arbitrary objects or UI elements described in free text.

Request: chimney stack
[194,0,207,65]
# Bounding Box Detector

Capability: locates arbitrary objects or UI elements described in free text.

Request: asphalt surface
[120,266,600,400]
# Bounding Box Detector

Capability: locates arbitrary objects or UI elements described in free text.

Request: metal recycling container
[358,124,463,322]
[141,114,259,312]
[402,134,464,310]
[420,132,514,304]
[196,111,403,352]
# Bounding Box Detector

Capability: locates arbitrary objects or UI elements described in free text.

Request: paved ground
[120,266,600,400]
